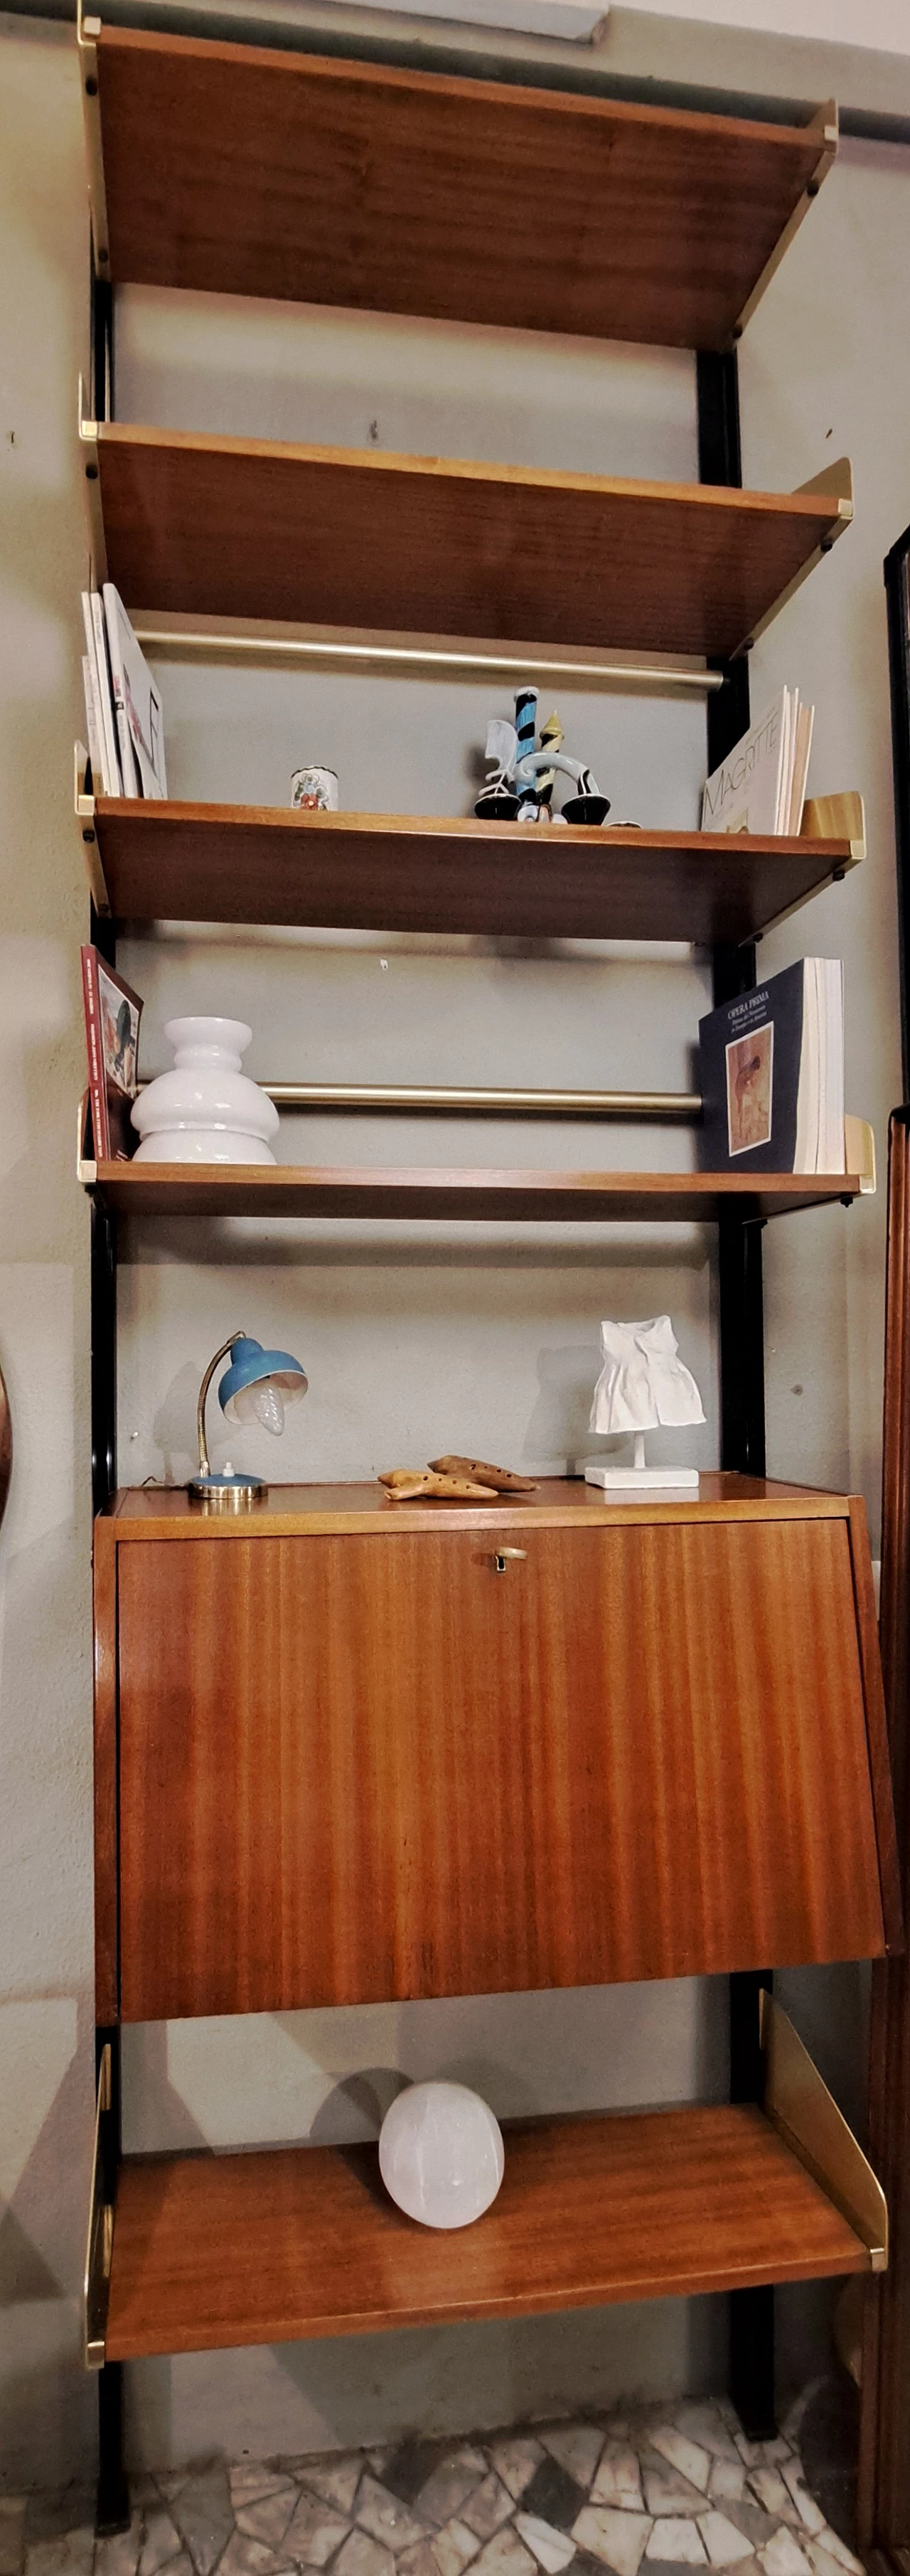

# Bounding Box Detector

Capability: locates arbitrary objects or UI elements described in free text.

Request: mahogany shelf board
[90,1163,861,1224]
[100,1472,852,1540]
[105,2105,868,2361]
[95,28,832,353]
[92,802,857,944]
[92,423,848,659]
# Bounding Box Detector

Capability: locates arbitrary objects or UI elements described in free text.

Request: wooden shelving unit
[86,1162,862,1225]
[85,419,851,654]
[103,2104,872,2364]
[87,27,835,353]
[85,801,861,943]
[77,8,888,2507]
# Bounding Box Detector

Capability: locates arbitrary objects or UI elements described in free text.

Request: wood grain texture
[94,30,830,353]
[91,802,857,944]
[114,1513,886,2021]
[93,423,847,658]
[849,1496,904,1958]
[89,1164,862,1225]
[101,1474,854,1535]
[93,1522,119,2023]
[104,2103,867,2362]
[860,1110,910,2552]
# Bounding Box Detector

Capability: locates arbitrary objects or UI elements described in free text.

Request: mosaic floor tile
[649,2445,709,2503]
[539,2442,603,2500]
[513,2516,576,2575]
[706,2476,744,2512]
[461,2489,515,2547]
[518,2469,587,2540]
[590,2454,642,2517]
[333,2534,395,2576]
[757,2537,811,2576]
[695,2517,753,2569]
[282,2497,350,2569]
[296,2471,364,2524]
[489,2454,543,2510]
[355,2486,429,2558]
[415,2466,487,2535]
[645,2526,705,2565]
[235,2502,299,2555]
[429,2523,481,2576]
[469,2535,536,2576]
[571,2508,652,2576]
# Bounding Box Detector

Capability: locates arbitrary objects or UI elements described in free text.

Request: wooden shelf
[88,28,835,353]
[103,2102,869,2362]
[87,802,860,944]
[87,422,851,658]
[86,1163,861,1223]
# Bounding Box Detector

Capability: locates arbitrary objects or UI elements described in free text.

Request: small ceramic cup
[291,766,338,811]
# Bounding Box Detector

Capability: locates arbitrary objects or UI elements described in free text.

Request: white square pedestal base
[584,1463,700,1490]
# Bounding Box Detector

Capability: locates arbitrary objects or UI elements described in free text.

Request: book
[81,653,105,788]
[102,585,167,799]
[701,686,814,837]
[87,591,124,797]
[81,592,117,796]
[80,947,142,1161]
[698,957,845,1175]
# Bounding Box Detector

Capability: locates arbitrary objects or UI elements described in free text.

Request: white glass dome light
[378,2080,505,2230]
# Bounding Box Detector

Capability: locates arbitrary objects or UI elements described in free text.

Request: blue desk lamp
[188,1330,308,1507]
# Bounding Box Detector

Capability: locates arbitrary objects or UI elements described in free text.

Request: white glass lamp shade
[378,2081,505,2230]
[132,1017,279,1164]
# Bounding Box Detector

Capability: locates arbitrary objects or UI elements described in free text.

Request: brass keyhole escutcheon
[493,1548,527,1574]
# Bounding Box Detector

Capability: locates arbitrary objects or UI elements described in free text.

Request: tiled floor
[0,2391,863,2576]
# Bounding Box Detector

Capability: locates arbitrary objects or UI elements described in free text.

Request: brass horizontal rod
[135,1080,700,1118]
[133,627,724,695]
[220,1083,700,1119]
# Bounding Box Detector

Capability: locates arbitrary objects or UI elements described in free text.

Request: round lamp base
[187,1472,267,1511]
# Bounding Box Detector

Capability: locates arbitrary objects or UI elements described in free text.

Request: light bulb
[231,1379,286,1435]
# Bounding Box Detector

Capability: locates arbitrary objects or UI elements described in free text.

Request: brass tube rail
[134,1081,702,1119]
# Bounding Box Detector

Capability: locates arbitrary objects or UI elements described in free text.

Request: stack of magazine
[80,584,167,799]
[701,687,813,836]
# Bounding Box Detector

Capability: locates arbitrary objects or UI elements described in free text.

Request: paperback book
[698,957,844,1175]
[80,946,142,1161]
[701,687,814,837]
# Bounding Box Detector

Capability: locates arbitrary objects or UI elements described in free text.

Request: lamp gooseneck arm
[197,1331,247,1477]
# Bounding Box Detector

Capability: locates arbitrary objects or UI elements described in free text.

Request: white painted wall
[1,4,908,2493]
[619,0,910,56]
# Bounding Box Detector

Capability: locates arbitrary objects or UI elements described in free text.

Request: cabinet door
[117,1516,886,2020]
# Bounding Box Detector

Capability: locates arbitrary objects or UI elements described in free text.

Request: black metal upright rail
[697,350,775,2442]
[87,245,129,2539]
[884,526,910,1092]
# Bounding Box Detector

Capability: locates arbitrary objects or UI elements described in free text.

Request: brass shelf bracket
[84,2043,115,2370]
[77,0,110,281]
[75,741,110,916]
[761,1990,888,2271]
[734,100,839,344]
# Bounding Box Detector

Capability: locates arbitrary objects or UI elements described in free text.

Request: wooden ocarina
[429,1454,537,1494]
[378,1468,500,1503]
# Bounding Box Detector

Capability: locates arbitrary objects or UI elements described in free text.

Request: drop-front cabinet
[95,1474,900,2028]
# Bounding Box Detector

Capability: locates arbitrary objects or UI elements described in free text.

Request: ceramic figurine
[475,685,610,826]
[584,1315,705,1490]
